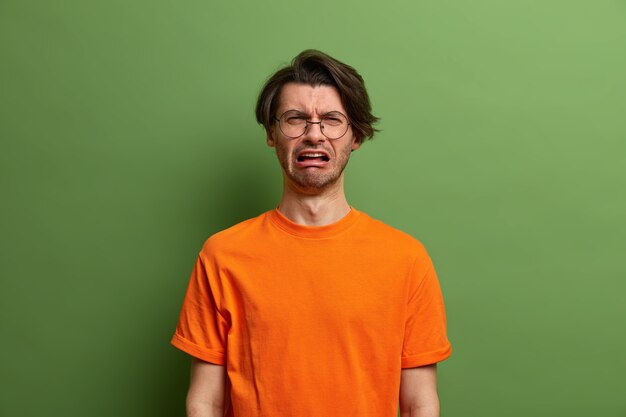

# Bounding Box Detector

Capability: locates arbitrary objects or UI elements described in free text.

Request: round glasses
[275,110,350,140]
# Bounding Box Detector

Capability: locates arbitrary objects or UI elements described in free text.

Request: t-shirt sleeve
[401,254,452,368]
[171,252,230,365]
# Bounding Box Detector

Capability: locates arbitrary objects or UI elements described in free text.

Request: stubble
[275,142,353,192]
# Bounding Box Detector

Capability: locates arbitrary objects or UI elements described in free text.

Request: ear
[266,126,276,148]
[351,137,361,151]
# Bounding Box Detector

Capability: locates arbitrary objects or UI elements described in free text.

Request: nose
[302,120,326,143]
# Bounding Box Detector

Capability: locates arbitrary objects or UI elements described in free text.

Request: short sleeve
[401,255,452,368]
[171,252,230,365]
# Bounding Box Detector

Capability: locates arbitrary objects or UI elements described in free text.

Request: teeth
[301,153,325,157]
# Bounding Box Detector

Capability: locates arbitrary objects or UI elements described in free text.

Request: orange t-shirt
[172,208,451,417]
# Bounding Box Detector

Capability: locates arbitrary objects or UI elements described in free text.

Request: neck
[277,175,351,226]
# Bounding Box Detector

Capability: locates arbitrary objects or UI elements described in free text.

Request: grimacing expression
[267,83,360,191]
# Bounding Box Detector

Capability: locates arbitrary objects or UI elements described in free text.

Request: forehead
[277,83,346,115]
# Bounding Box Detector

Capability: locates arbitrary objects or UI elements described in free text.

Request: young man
[172,50,452,417]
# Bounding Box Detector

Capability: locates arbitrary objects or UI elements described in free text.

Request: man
[172,49,452,417]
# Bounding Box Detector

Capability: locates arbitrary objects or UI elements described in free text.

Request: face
[267,83,360,192]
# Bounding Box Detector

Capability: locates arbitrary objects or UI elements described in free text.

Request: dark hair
[255,49,379,143]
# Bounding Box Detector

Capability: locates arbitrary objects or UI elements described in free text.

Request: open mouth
[297,152,330,163]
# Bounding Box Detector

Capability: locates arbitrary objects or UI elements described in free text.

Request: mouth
[296,152,330,163]
[295,150,331,168]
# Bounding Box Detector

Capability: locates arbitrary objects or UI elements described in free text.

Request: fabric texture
[171,207,452,417]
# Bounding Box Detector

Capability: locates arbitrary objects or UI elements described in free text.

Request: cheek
[340,141,355,157]
[275,141,292,163]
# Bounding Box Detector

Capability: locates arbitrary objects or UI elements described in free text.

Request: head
[255,50,378,192]
[255,49,379,145]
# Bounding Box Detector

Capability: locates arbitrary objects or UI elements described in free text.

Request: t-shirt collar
[268,206,361,239]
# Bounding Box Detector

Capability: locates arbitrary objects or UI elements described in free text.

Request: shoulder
[355,210,430,259]
[353,210,434,278]
[199,211,271,256]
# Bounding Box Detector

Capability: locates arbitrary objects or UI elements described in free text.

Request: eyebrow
[284,109,344,117]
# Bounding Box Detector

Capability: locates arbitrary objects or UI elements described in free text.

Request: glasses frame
[274,110,351,140]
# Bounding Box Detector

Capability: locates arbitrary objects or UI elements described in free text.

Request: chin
[297,172,345,191]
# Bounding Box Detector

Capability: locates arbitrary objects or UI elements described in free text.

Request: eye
[322,113,346,126]
[281,110,308,125]
[285,116,307,125]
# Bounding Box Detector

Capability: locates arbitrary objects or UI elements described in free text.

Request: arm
[186,358,229,417]
[399,364,440,417]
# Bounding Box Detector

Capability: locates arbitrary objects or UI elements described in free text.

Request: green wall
[1,1,625,416]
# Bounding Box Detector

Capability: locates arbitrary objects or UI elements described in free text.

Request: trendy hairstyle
[255,49,379,143]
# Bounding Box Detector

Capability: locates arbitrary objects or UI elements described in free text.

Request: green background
[1,0,625,416]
